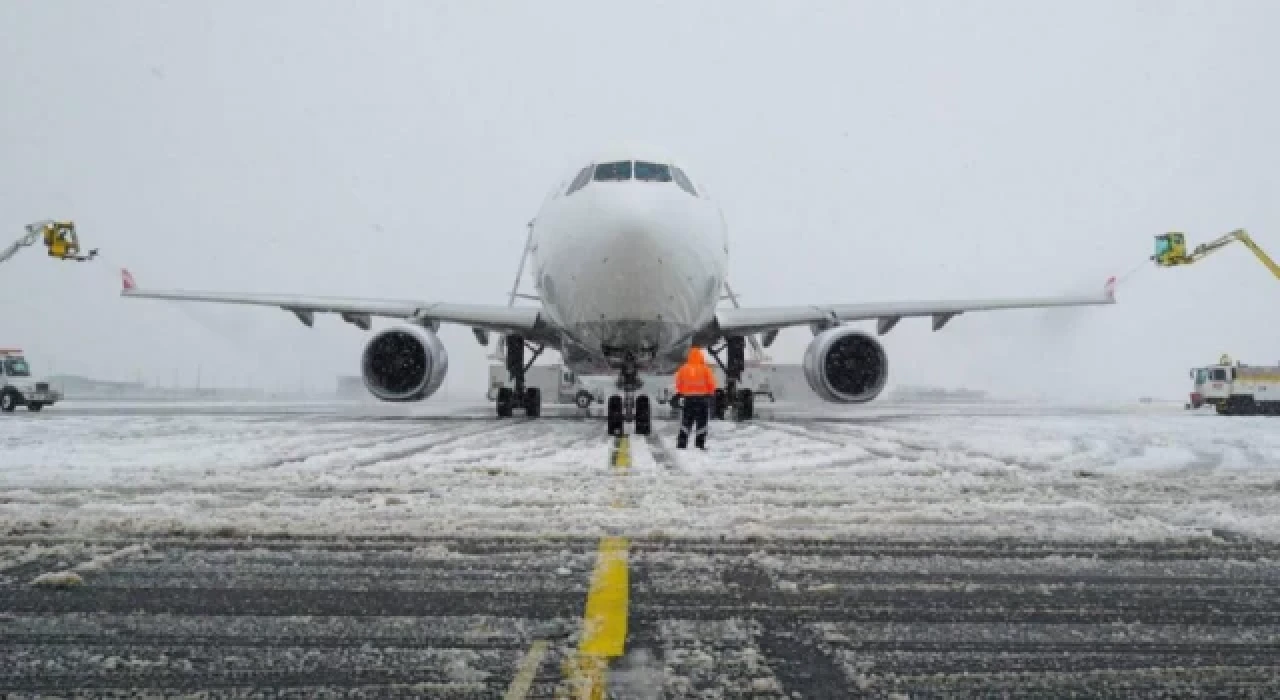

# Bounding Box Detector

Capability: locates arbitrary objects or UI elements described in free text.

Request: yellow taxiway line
[559,434,633,699]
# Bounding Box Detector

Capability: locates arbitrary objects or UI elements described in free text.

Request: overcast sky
[3,1,1278,402]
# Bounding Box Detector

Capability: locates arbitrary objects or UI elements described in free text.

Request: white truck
[1188,354,1280,415]
[0,349,62,412]
[488,364,597,408]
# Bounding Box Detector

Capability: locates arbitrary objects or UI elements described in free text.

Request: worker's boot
[676,431,688,449]
[695,433,706,450]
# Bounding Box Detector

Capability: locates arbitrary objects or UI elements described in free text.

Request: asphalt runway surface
[2,400,1278,697]
[3,534,1279,698]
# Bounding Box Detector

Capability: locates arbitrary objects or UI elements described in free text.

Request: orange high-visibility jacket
[674,347,718,396]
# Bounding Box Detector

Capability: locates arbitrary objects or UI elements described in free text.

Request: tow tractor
[0,349,62,412]
[1187,354,1280,415]
[1152,229,1279,279]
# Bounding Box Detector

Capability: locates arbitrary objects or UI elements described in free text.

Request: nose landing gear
[606,358,651,436]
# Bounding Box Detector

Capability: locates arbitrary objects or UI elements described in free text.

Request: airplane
[121,143,1116,435]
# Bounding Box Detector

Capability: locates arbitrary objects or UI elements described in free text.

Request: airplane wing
[118,268,545,335]
[716,277,1117,337]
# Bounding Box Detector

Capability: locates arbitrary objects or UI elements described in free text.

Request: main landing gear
[606,359,651,437]
[495,334,543,419]
[707,335,755,422]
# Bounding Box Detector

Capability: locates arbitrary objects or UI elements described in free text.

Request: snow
[2,400,1279,542]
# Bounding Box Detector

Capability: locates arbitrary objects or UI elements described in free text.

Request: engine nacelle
[802,327,889,403]
[361,324,449,402]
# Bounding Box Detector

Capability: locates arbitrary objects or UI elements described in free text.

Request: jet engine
[802,327,889,403]
[361,324,449,402]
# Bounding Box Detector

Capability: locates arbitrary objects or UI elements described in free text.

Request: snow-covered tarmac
[2,399,1280,542]
[4,399,1280,696]
[2,398,1277,542]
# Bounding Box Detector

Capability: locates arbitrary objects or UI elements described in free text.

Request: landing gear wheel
[712,389,727,420]
[0,392,15,413]
[575,390,593,410]
[736,389,754,421]
[524,387,541,418]
[635,395,652,436]
[27,402,43,413]
[607,395,624,436]
[496,387,514,418]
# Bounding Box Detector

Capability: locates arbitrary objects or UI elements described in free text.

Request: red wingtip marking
[121,268,136,291]
[1104,276,1116,300]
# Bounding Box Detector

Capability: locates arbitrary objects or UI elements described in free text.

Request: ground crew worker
[674,346,717,449]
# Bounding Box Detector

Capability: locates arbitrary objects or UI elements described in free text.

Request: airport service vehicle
[0,349,62,412]
[0,220,98,267]
[1153,229,1280,281]
[486,364,591,413]
[1188,354,1280,415]
[120,143,1116,436]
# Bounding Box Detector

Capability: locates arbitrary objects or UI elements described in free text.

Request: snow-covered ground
[2,400,1278,542]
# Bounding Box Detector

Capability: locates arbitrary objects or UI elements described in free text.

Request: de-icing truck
[1188,354,1280,415]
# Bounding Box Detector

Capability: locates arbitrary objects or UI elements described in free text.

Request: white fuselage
[528,156,728,373]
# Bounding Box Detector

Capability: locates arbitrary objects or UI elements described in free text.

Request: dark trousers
[677,395,710,449]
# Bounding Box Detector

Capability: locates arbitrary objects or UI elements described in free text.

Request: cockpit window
[594,161,632,181]
[671,166,698,196]
[566,165,593,195]
[635,162,672,182]
[1210,368,1228,381]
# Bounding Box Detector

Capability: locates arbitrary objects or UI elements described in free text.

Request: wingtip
[1104,275,1117,301]
[121,268,136,292]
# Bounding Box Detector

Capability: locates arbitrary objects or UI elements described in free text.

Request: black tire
[712,389,727,420]
[607,395,624,436]
[737,389,754,421]
[27,402,43,413]
[575,390,593,410]
[496,387,514,418]
[0,391,16,413]
[524,387,541,418]
[635,395,651,436]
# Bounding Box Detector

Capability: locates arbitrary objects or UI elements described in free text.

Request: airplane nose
[587,185,688,260]
[592,191,657,251]
[565,184,696,319]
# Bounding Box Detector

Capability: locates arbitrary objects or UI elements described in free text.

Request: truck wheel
[27,402,43,412]
[0,391,16,413]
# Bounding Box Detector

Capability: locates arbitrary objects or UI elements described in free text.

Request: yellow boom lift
[0,220,98,267]
[1152,228,1280,279]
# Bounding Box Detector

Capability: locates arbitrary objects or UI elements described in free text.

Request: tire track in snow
[0,423,529,499]
[643,433,682,472]
[245,426,430,471]
[384,420,606,473]
[812,421,1058,472]
[345,420,531,470]
[744,421,883,470]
